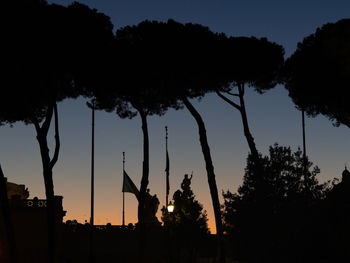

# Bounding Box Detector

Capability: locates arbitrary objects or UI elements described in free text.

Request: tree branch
[49,102,60,169]
[226,91,240,97]
[32,117,41,135]
[216,91,241,111]
[238,82,245,97]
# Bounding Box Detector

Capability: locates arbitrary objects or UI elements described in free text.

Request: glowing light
[167,202,174,213]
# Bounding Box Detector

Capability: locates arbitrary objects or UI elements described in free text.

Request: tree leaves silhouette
[1,1,114,262]
[222,144,329,262]
[284,19,350,128]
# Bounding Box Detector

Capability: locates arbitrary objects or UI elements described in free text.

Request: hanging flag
[122,171,139,198]
[165,150,170,195]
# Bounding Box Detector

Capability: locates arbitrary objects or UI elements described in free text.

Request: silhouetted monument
[327,166,350,203]
[342,166,350,185]
[143,189,160,225]
[181,173,193,197]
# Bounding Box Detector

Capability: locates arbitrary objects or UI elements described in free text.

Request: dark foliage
[222,144,330,263]
[162,187,209,236]
[218,37,285,92]
[284,19,350,128]
[2,1,114,125]
[117,19,228,103]
[93,19,222,116]
[68,2,115,102]
[162,181,209,262]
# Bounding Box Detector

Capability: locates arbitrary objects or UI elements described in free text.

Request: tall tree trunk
[32,102,60,263]
[182,97,225,263]
[0,165,18,263]
[301,110,309,190]
[135,108,150,262]
[237,84,259,162]
[137,109,149,224]
[42,163,56,263]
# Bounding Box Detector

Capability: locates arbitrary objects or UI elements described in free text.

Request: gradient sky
[1,0,349,232]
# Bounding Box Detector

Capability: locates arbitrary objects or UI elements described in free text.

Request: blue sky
[1,0,349,231]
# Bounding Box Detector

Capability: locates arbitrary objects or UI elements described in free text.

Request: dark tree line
[222,144,349,263]
[1,1,349,262]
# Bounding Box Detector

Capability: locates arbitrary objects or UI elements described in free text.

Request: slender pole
[122,152,125,227]
[302,110,307,187]
[165,126,169,207]
[89,100,95,263]
[90,101,95,226]
[302,110,306,160]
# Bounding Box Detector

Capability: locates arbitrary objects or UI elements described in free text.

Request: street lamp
[167,201,174,213]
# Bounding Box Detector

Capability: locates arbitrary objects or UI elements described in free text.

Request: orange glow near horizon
[63,204,217,234]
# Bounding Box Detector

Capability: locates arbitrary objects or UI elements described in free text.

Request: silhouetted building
[342,166,350,185]
[320,167,350,262]
[328,167,350,203]
[0,180,66,263]
[4,177,29,199]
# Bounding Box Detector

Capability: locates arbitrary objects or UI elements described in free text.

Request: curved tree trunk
[237,85,259,162]
[216,83,259,162]
[217,84,264,201]
[182,97,225,263]
[0,165,18,263]
[32,102,60,263]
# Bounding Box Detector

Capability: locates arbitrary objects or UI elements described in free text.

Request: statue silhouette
[181,173,193,197]
[143,189,160,224]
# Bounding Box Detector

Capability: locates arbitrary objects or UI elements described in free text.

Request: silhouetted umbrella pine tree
[89,23,182,263]
[2,2,114,262]
[2,3,70,262]
[284,19,350,128]
[114,19,227,262]
[91,20,227,261]
[216,37,284,163]
[91,25,180,226]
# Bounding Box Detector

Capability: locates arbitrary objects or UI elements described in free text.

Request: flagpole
[90,100,95,226]
[122,152,125,227]
[302,110,307,187]
[89,99,95,263]
[165,126,169,207]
